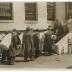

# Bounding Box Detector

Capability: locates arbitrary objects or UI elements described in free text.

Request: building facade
[0,2,71,31]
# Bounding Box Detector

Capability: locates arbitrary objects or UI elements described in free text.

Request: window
[47,2,55,21]
[65,2,72,19]
[0,3,13,20]
[25,3,37,21]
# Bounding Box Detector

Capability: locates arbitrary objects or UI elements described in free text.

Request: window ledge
[0,20,14,23]
[24,20,39,24]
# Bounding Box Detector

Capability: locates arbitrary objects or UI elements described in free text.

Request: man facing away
[22,27,33,62]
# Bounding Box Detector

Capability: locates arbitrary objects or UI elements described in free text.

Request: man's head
[26,27,31,32]
[47,25,53,34]
[12,29,18,36]
[67,16,72,32]
[13,28,17,31]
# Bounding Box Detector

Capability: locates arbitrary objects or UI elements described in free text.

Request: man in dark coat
[43,26,53,55]
[7,29,21,65]
[53,19,64,42]
[56,22,64,41]
[22,27,33,62]
[33,30,40,58]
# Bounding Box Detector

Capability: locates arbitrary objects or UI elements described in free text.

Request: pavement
[0,54,72,69]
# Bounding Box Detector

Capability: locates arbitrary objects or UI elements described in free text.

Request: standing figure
[67,16,72,54]
[22,27,33,62]
[33,30,40,58]
[62,20,69,35]
[43,26,53,55]
[68,35,72,54]
[54,19,64,42]
[7,29,21,65]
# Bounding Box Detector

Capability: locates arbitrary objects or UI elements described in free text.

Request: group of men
[1,28,40,65]
[0,19,69,65]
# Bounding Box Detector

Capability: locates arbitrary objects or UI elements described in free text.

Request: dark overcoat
[43,32,53,53]
[33,34,40,55]
[22,32,33,58]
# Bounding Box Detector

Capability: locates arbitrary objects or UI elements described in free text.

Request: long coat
[22,32,33,58]
[33,34,40,55]
[43,31,53,53]
[8,34,21,57]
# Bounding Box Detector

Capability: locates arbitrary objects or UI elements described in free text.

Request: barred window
[25,3,37,21]
[47,2,55,21]
[66,2,72,19]
[0,3,13,20]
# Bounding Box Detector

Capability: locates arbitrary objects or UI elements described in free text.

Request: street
[0,54,72,69]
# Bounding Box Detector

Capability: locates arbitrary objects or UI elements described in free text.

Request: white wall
[56,2,65,23]
[0,2,65,31]
[24,2,52,30]
[0,2,25,31]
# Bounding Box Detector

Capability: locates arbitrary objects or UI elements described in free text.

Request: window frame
[0,2,13,23]
[65,2,72,20]
[24,2,38,22]
[47,2,55,21]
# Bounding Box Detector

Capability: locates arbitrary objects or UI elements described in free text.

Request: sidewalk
[0,54,72,69]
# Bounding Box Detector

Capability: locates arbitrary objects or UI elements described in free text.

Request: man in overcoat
[22,27,33,62]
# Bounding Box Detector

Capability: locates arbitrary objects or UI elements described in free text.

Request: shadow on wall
[66,66,72,69]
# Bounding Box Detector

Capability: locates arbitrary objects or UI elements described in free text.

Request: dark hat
[12,28,17,32]
[26,27,30,31]
[12,28,19,34]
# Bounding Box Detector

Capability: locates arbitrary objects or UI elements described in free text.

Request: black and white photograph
[0,1,72,70]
